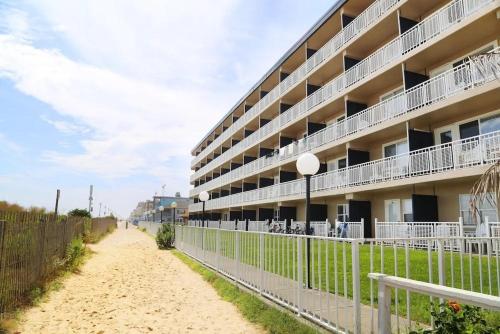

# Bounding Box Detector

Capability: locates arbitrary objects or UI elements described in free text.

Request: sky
[0,0,335,217]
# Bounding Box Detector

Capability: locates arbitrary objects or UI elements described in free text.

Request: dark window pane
[459,120,479,139]
[440,131,453,144]
[338,158,347,169]
[384,144,397,157]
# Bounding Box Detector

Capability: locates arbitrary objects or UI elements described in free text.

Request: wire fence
[0,212,117,318]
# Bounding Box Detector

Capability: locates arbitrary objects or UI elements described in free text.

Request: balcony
[190,129,500,212]
[189,50,500,197]
[190,0,403,169]
[190,0,496,182]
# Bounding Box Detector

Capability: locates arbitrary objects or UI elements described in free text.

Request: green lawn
[187,229,500,326]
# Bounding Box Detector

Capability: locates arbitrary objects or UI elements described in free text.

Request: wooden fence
[0,212,117,317]
[87,217,117,241]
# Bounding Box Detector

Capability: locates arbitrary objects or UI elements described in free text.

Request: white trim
[434,109,500,143]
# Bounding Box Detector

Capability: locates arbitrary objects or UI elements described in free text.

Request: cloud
[0,132,23,154]
[41,115,90,135]
[0,0,335,215]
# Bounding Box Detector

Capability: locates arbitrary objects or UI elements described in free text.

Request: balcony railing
[190,130,500,212]
[190,0,403,168]
[191,0,494,181]
[189,51,499,197]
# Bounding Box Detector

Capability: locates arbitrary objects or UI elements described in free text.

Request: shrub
[156,224,174,249]
[410,301,498,334]
[68,208,91,218]
[65,238,86,272]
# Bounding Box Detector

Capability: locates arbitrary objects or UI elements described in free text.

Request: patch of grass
[0,239,93,333]
[172,250,319,334]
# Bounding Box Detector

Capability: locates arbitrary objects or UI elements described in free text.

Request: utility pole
[99,202,102,217]
[54,189,60,217]
[88,185,94,217]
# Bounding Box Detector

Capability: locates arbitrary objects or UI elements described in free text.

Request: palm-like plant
[469,162,500,225]
[468,48,500,227]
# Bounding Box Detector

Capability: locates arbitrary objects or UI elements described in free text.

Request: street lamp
[296,152,320,289]
[199,191,209,228]
[171,201,177,224]
[159,206,164,223]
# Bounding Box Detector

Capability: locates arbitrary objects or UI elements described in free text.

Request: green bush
[65,238,86,272]
[411,301,499,334]
[156,224,174,249]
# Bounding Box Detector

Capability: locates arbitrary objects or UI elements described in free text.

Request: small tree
[156,224,174,249]
[68,208,91,218]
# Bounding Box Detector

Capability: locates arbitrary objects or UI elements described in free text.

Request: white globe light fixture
[171,201,177,224]
[296,152,320,289]
[296,152,320,176]
[199,191,209,228]
[199,191,209,202]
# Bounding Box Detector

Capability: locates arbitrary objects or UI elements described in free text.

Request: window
[403,199,413,222]
[480,114,500,135]
[440,130,453,144]
[327,157,347,171]
[384,140,408,158]
[459,120,479,139]
[459,193,498,225]
[337,204,349,222]
[385,199,401,222]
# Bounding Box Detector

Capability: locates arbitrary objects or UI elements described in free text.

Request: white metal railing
[176,226,500,333]
[190,130,500,212]
[369,273,500,334]
[191,0,402,168]
[190,42,499,198]
[375,220,463,239]
[332,219,365,239]
[190,0,494,183]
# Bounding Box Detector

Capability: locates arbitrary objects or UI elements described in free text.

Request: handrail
[369,273,500,333]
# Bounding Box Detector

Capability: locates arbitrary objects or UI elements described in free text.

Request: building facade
[188,0,500,237]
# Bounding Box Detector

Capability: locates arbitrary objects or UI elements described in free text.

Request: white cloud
[0,1,334,215]
[0,132,23,154]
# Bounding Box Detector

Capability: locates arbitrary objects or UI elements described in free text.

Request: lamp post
[159,206,164,223]
[171,201,177,224]
[199,191,209,228]
[296,152,320,289]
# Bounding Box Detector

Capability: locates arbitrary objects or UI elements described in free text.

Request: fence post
[217,228,222,272]
[437,239,446,298]
[325,219,329,237]
[259,232,264,294]
[297,236,303,316]
[235,231,240,281]
[352,241,361,334]
[0,220,6,288]
[377,276,392,334]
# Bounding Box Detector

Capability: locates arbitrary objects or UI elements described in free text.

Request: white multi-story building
[189,0,500,237]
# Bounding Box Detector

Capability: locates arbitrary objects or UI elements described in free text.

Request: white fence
[370,273,500,333]
[176,225,500,333]
[138,220,162,236]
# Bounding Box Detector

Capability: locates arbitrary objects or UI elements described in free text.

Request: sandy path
[17,226,263,334]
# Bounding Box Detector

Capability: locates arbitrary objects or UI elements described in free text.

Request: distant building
[129,193,191,224]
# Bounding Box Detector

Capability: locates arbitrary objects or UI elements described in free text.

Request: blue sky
[0,0,335,217]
